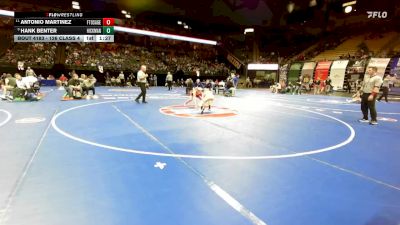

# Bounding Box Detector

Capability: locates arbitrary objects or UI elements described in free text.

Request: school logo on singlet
[159,105,238,118]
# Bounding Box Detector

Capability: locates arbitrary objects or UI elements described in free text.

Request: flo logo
[367,11,388,18]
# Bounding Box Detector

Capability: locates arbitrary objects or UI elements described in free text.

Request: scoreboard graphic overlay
[14,12,114,42]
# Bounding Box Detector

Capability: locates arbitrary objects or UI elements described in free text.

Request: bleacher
[364,32,397,54]
[313,33,399,61]
[313,35,364,61]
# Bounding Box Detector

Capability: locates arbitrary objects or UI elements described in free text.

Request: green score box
[102,26,114,35]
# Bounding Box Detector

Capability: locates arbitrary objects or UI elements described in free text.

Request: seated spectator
[111,76,116,86]
[245,77,252,88]
[185,78,194,95]
[65,74,83,99]
[83,74,96,96]
[313,78,321,95]
[224,79,234,96]
[105,76,111,86]
[302,75,311,91]
[205,79,212,90]
[286,82,295,94]
[325,76,332,94]
[116,76,121,86]
[216,80,225,94]
[79,74,86,83]
[59,74,68,86]
[1,74,16,99]
[292,79,302,95]
[271,82,281,94]
[25,67,36,77]
[194,79,204,88]
[319,79,326,94]
[0,73,6,88]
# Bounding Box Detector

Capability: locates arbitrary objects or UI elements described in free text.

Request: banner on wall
[346,59,367,81]
[314,61,332,81]
[227,53,242,69]
[330,60,349,90]
[364,58,391,81]
[279,64,289,81]
[288,62,303,82]
[300,62,316,80]
[390,57,399,75]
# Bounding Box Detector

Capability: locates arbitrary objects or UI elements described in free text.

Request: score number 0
[102,18,115,26]
[102,18,115,35]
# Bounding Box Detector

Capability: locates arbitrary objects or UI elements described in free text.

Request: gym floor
[0,87,399,225]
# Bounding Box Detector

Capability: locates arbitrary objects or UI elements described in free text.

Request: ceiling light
[177,21,182,25]
[309,0,317,7]
[72,1,79,6]
[287,2,295,13]
[121,10,127,14]
[244,28,254,34]
[0,9,14,17]
[126,14,131,18]
[342,1,356,7]
[72,5,80,9]
[114,26,217,45]
[344,5,352,13]
[184,25,189,29]
[248,64,279,70]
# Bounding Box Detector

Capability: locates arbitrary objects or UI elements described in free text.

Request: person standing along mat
[135,65,148,104]
[377,75,390,103]
[166,72,173,91]
[359,67,383,125]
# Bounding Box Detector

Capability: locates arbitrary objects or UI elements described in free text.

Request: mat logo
[377,117,397,122]
[160,105,238,118]
[15,117,46,124]
[367,11,387,18]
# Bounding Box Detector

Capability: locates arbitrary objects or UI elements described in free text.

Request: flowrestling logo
[367,11,388,18]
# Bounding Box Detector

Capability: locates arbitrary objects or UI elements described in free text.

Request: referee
[359,66,383,125]
[135,65,148,103]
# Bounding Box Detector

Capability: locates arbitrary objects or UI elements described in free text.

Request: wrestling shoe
[369,121,378,125]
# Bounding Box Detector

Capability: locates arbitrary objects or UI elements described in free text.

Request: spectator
[378,75,390,103]
[65,74,83,99]
[118,71,125,87]
[59,74,68,86]
[83,74,97,96]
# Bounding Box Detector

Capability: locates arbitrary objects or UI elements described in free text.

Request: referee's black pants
[136,82,146,102]
[361,93,377,121]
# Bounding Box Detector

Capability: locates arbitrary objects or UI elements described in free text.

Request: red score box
[102,18,114,26]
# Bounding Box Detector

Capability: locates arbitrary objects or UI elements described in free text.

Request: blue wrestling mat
[0,87,399,225]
